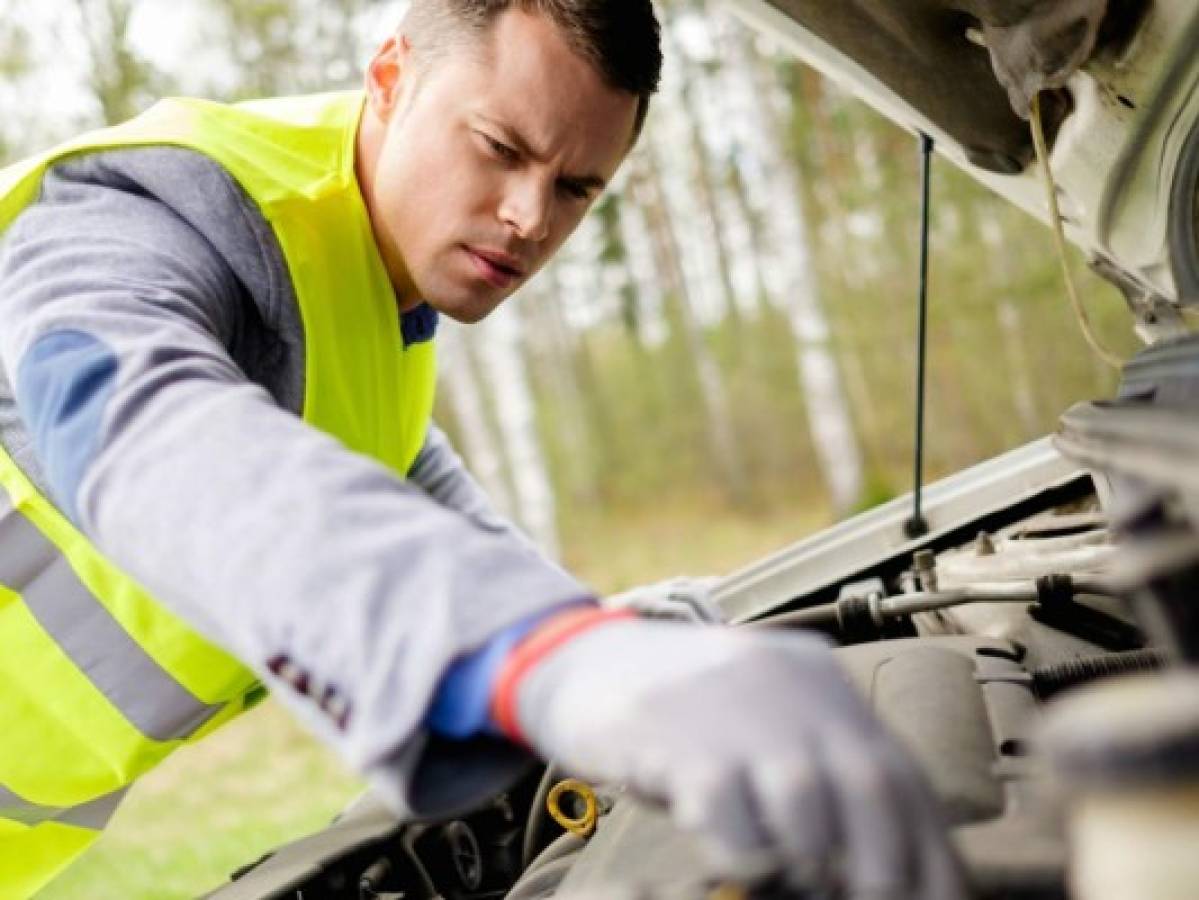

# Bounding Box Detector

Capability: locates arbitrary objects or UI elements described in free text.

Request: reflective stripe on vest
[0,491,222,743]
[0,91,437,897]
[0,786,127,830]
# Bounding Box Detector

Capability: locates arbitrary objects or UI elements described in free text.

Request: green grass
[36,704,363,899]
[561,489,830,595]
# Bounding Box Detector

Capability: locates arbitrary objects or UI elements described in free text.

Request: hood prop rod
[905,132,934,540]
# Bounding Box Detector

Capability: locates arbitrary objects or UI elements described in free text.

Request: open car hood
[722,0,1199,319]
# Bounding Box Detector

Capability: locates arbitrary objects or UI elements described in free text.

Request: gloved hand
[498,615,964,898]
[602,575,724,624]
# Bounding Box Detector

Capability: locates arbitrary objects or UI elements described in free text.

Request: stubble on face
[356,9,639,323]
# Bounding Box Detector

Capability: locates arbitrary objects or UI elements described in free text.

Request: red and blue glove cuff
[490,605,637,744]
[424,599,601,739]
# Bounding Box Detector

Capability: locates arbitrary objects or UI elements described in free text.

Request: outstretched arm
[0,149,589,816]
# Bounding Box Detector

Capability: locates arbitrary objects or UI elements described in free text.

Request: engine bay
[207,372,1199,899]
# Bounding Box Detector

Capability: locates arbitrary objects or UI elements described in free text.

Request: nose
[498,173,552,243]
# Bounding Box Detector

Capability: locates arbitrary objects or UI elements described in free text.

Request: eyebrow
[478,114,608,194]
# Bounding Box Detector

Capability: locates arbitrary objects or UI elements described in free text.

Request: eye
[558,181,591,202]
[478,131,518,162]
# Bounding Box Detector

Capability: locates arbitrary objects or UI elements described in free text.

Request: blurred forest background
[0,0,1142,896]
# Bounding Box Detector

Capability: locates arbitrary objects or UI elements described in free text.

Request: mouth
[463,245,525,290]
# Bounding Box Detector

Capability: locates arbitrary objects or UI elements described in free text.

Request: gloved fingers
[627,596,709,623]
[661,588,724,624]
[662,574,720,595]
[668,762,778,883]
[602,575,725,624]
[749,751,840,891]
[820,730,916,899]
[667,575,724,623]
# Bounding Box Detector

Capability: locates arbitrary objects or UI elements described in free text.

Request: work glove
[500,615,965,898]
[602,575,724,624]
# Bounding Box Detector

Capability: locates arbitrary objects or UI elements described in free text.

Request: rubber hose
[522,763,561,870]
[1031,649,1166,700]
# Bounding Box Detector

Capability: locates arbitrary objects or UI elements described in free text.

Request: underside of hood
[763,0,1145,174]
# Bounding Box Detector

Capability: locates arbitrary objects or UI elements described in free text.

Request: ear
[364,33,413,123]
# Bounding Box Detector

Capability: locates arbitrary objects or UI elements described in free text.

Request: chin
[438,304,491,325]
[422,282,512,325]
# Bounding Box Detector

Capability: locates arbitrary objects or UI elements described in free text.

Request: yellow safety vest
[0,91,436,898]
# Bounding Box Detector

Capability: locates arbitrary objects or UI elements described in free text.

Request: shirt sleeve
[408,423,570,563]
[0,153,593,819]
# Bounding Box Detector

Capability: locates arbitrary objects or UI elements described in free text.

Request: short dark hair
[400,0,662,140]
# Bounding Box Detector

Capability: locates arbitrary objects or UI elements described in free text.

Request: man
[0,1,962,897]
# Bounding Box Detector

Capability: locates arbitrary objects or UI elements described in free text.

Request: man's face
[358,8,639,322]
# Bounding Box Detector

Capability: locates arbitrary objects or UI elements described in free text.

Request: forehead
[443,9,638,175]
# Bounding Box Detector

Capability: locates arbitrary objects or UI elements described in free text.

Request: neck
[354,107,421,312]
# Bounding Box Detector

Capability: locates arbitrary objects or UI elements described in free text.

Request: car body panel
[713,436,1087,622]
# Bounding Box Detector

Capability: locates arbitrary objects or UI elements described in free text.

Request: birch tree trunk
[518,275,601,505]
[785,67,887,458]
[662,14,741,332]
[721,150,771,317]
[636,151,749,505]
[616,183,671,349]
[724,22,865,513]
[471,305,562,559]
[438,325,519,520]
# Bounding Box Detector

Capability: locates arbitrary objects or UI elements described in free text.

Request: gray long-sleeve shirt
[0,146,590,817]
